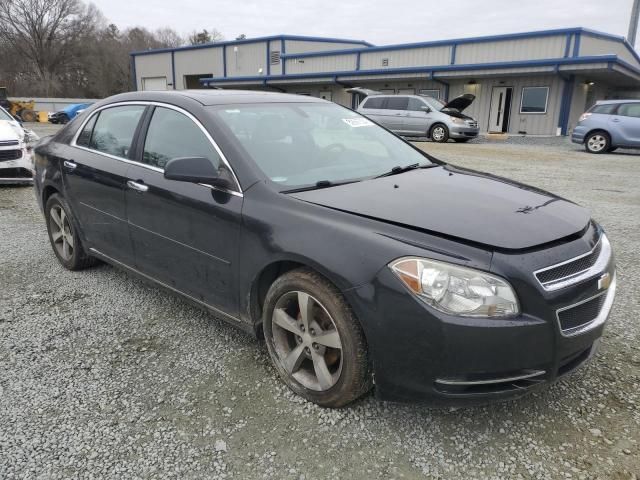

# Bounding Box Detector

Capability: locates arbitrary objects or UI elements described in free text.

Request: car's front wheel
[45,194,96,270]
[430,124,449,143]
[263,268,371,408]
[585,131,611,154]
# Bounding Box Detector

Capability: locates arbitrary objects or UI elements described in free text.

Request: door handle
[127,180,149,193]
[611,118,621,123]
[63,160,77,171]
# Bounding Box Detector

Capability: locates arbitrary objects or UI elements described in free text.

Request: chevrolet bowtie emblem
[598,273,611,291]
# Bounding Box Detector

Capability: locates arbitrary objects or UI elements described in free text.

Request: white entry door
[488,86,513,133]
[142,77,168,91]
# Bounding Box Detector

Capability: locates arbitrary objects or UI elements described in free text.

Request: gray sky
[91,0,638,47]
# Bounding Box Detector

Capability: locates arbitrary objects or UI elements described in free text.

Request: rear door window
[76,114,98,147]
[89,106,145,158]
[385,96,409,111]
[616,103,640,118]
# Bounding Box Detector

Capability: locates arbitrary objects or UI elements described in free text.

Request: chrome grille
[534,235,610,291]
[467,120,478,128]
[0,140,19,147]
[0,149,22,162]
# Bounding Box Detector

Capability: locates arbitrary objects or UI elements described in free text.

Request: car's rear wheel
[585,131,610,154]
[263,268,371,408]
[45,194,96,270]
[430,124,449,143]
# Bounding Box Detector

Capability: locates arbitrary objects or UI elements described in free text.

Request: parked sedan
[34,90,616,407]
[572,99,640,153]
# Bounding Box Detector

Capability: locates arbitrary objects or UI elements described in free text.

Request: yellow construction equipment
[0,87,37,122]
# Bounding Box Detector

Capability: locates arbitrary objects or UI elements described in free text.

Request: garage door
[142,77,167,91]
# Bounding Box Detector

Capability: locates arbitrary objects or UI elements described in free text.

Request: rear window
[589,104,618,115]
[361,97,385,109]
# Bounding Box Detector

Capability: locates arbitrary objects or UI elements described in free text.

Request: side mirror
[420,106,431,113]
[164,156,234,190]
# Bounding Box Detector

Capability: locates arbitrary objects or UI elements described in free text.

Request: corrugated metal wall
[286,54,358,74]
[455,36,567,64]
[579,35,637,65]
[134,53,172,90]
[447,75,564,134]
[284,40,365,54]
[173,48,224,89]
[225,41,268,77]
[359,46,451,70]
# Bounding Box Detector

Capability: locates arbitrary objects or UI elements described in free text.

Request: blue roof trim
[130,34,371,57]
[278,27,597,60]
[200,55,622,85]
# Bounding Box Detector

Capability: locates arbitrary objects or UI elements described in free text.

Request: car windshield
[422,96,446,110]
[211,102,436,190]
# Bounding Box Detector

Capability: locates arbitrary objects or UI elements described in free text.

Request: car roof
[595,99,640,105]
[103,89,328,106]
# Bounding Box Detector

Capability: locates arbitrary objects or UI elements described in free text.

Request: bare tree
[188,28,224,45]
[155,27,184,48]
[0,0,102,96]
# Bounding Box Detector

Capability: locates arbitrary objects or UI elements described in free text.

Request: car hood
[442,94,475,112]
[0,121,22,142]
[289,166,591,250]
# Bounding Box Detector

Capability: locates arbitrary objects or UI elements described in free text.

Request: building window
[520,86,549,114]
[419,89,440,99]
[270,51,281,65]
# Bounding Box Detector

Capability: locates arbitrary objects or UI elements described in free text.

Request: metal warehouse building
[131,28,640,136]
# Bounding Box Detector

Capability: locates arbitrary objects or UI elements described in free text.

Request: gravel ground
[1,126,639,479]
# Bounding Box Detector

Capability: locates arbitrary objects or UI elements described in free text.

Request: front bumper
[347,225,616,405]
[449,125,480,139]
[571,125,588,144]
[0,149,35,184]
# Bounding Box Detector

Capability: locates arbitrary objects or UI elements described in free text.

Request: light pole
[629,0,640,47]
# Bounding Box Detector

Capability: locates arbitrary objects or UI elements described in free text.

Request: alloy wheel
[270,291,343,391]
[432,126,446,141]
[587,135,607,153]
[49,205,74,261]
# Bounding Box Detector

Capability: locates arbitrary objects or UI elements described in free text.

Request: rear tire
[585,131,610,154]
[45,194,96,270]
[19,109,37,123]
[430,124,449,143]
[263,268,371,408]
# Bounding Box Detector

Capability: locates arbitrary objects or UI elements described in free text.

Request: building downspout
[430,72,450,101]
[557,73,575,136]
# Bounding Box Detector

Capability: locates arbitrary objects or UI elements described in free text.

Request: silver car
[572,100,640,154]
[355,91,479,142]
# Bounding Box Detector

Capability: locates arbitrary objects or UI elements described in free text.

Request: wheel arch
[247,256,358,333]
[584,128,611,143]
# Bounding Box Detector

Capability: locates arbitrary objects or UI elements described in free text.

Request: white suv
[0,107,37,184]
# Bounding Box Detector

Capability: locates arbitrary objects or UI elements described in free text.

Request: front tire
[263,268,371,408]
[585,131,610,154]
[45,193,96,270]
[430,124,449,143]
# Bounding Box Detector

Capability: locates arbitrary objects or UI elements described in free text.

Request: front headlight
[390,258,520,318]
[450,117,465,124]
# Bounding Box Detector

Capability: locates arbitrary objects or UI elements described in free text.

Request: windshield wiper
[281,179,359,193]
[374,163,438,179]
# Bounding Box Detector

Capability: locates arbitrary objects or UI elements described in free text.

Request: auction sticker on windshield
[342,118,374,128]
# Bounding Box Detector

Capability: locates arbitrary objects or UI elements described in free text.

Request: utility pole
[629,0,640,47]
